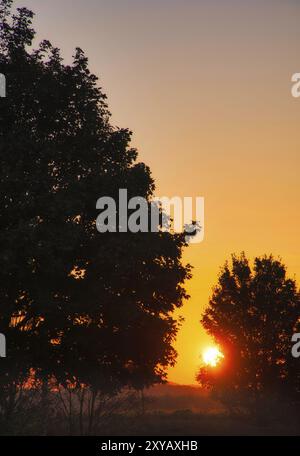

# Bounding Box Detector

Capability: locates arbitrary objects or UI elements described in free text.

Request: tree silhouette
[0,0,191,425]
[197,253,300,415]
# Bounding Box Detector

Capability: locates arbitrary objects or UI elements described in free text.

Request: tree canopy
[0,0,192,407]
[197,253,300,414]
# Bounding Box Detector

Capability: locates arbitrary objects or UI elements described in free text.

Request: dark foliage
[0,0,191,427]
[197,253,300,415]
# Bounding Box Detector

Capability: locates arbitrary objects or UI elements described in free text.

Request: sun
[202,346,224,367]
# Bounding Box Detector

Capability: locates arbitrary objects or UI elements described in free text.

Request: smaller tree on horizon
[197,253,300,416]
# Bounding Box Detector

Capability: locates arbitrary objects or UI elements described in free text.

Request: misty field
[1,384,299,436]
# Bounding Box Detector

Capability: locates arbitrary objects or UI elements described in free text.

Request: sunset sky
[15,0,300,384]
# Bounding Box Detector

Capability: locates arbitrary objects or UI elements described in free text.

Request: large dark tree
[197,253,300,416]
[0,0,191,425]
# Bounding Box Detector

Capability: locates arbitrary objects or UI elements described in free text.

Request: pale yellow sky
[15,0,300,384]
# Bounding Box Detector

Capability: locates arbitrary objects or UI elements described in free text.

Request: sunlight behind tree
[202,347,224,367]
